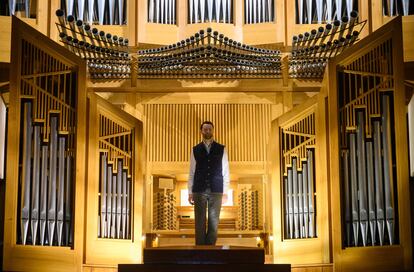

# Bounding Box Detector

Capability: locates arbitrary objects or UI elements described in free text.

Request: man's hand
[188,194,194,205]
[222,193,228,204]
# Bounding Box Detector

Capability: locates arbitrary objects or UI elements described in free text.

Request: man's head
[200,121,214,140]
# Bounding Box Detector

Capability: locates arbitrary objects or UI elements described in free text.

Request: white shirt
[188,141,230,194]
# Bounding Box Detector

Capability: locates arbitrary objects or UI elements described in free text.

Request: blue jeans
[193,189,223,245]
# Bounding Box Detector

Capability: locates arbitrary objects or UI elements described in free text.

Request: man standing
[188,121,230,245]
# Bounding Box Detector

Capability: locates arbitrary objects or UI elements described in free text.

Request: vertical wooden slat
[143,103,272,162]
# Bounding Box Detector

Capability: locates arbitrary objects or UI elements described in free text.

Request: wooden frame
[85,93,144,266]
[269,93,331,265]
[3,16,87,271]
[326,16,412,271]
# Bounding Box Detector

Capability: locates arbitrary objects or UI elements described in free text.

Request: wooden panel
[4,16,87,271]
[144,104,272,162]
[0,16,36,62]
[402,16,414,61]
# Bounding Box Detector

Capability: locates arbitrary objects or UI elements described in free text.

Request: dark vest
[192,141,225,193]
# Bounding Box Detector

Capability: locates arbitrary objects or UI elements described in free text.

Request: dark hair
[200,121,214,130]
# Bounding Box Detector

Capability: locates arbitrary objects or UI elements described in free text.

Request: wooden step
[119,246,290,271]
[179,218,236,230]
[143,246,265,264]
[119,263,290,272]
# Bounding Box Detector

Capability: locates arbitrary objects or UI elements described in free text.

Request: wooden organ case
[327,16,412,271]
[270,95,331,266]
[3,16,87,271]
[85,94,144,266]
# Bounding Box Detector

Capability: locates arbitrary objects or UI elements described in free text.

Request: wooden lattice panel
[281,111,316,175]
[99,113,133,176]
[144,103,272,162]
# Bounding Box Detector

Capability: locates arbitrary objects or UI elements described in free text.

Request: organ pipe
[30,125,41,245]
[77,0,85,21]
[409,95,414,177]
[0,97,6,180]
[207,0,213,22]
[336,0,342,20]
[306,0,312,23]
[316,0,323,23]
[88,0,94,23]
[346,0,353,17]
[9,0,15,15]
[109,0,115,24]
[215,0,221,22]
[20,103,32,245]
[200,0,206,22]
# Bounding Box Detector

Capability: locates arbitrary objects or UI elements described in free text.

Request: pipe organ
[188,0,232,24]
[56,9,131,80]
[0,96,6,180]
[338,38,399,247]
[61,0,127,25]
[280,113,316,239]
[2,4,414,272]
[97,114,134,239]
[296,0,358,24]
[237,185,262,230]
[383,0,413,16]
[148,0,176,24]
[138,28,281,79]
[244,0,274,24]
[152,177,178,231]
[16,38,78,246]
[290,11,364,78]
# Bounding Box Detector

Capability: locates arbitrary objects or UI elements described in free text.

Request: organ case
[270,94,331,265]
[327,16,412,271]
[3,16,87,271]
[85,93,144,265]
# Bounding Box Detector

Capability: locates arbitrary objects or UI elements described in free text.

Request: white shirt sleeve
[222,147,230,194]
[188,149,196,193]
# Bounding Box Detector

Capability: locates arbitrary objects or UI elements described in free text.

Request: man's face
[201,124,214,140]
